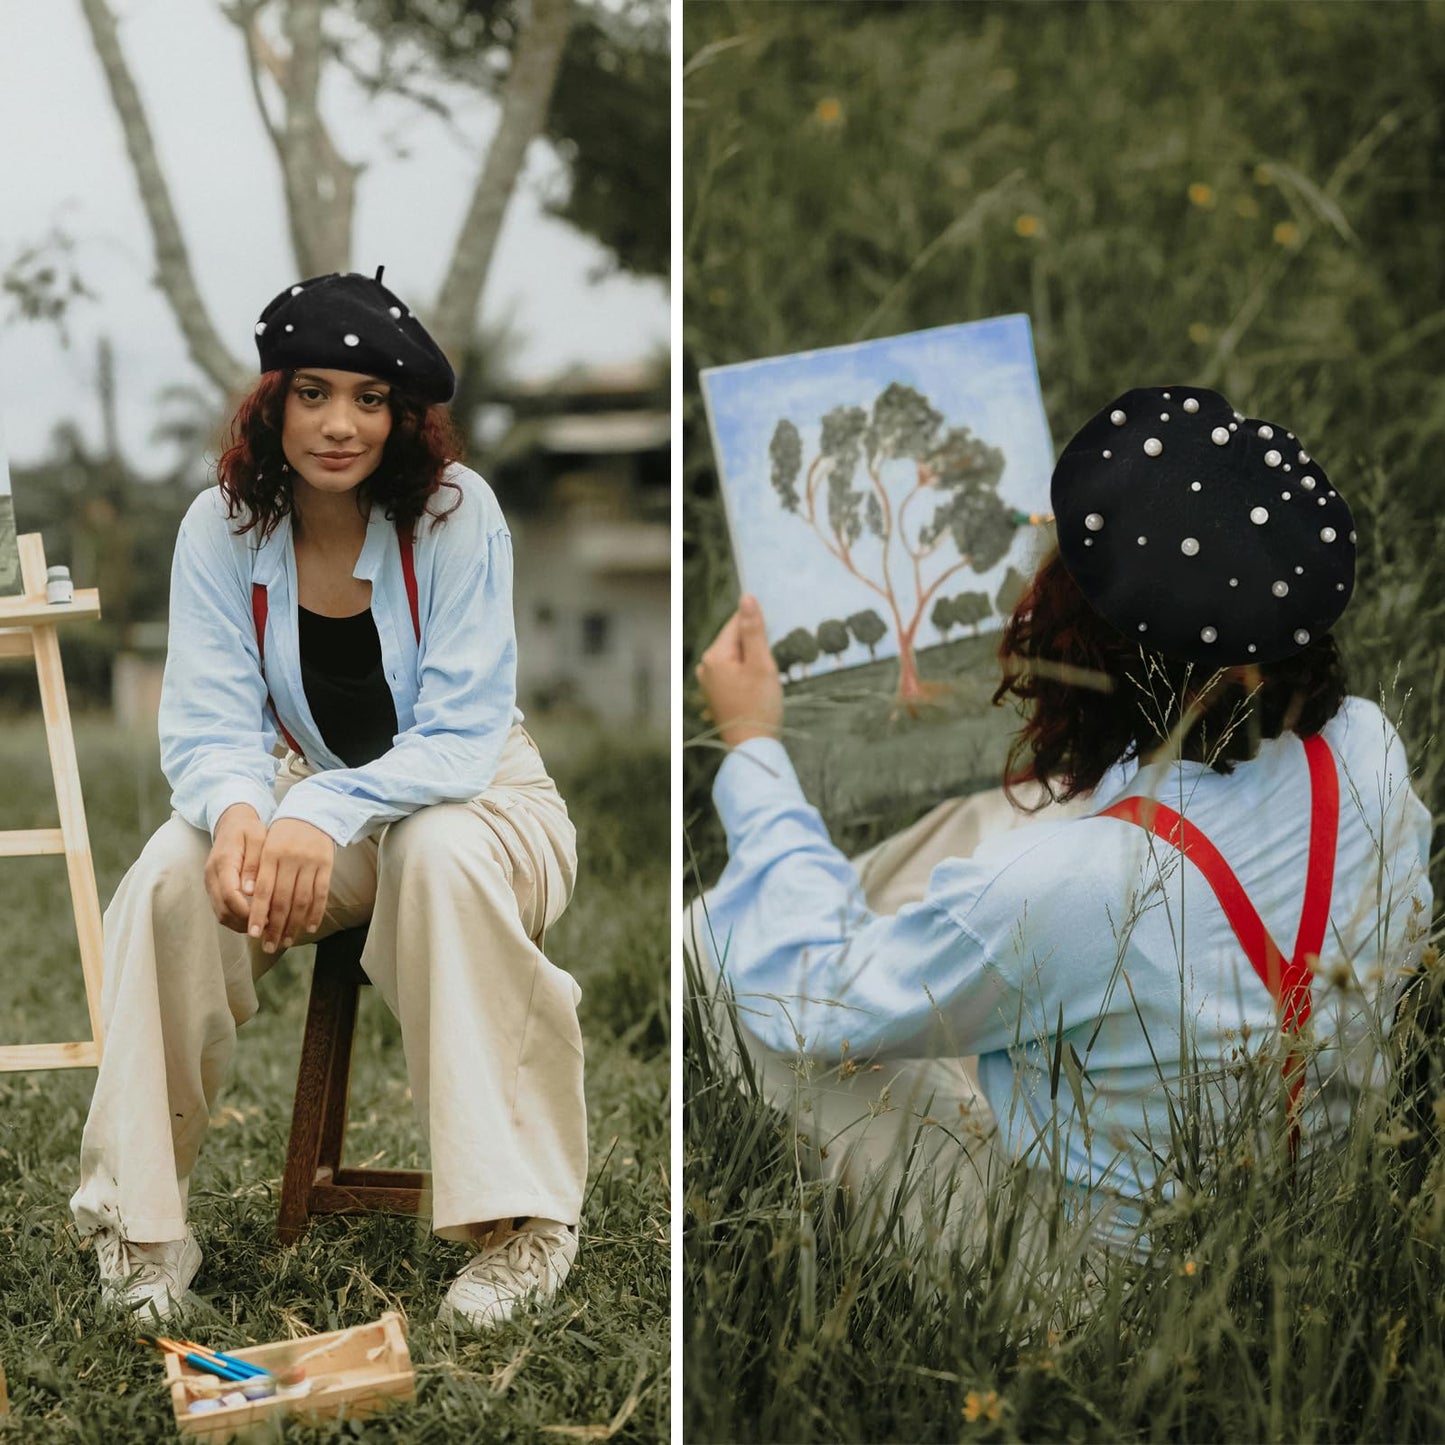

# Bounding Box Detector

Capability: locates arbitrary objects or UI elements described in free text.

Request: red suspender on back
[1098,733,1340,1151]
[252,525,419,759]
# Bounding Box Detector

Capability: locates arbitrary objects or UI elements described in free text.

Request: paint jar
[46,565,73,605]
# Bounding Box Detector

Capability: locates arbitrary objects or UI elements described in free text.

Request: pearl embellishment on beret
[389,306,402,318]
[285,324,294,332]
[1201,626,1218,643]
[1191,481,1202,491]
[1138,623,1148,632]
[1248,644,1257,654]
[290,285,303,296]
[1085,513,1104,531]
[1180,537,1199,556]
[1272,580,1289,597]
[1299,451,1310,463]
[1144,438,1163,456]
[1111,410,1126,425]
[1258,425,1274,439]
[1294,629,1311,646]
[1212,427,1229,445]
[1264,450,1282,467]
[1103,450,1112,459]
[1320,527,1336,542]
[1282,491,1291,500]
[1250,506,1269,524]
[1137,536,1147,545]
[1183,398,1199,413]
[1229,577,1239,587]
[255,322,266,335]
[343,333,360,346]
[1300,476,1316,490]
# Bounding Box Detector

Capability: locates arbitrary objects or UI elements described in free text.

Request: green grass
[684,3,1445,1439]
[0,716,668,1443]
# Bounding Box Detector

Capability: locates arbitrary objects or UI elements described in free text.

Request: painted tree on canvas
[769,382,1016,707]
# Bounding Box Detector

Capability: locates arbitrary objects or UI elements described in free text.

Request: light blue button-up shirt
[703,697,1432,1221]
[158,462,520,848]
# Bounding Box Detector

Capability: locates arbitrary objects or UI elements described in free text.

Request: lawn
[683,3,1445,1440]
[0,715,669,1443]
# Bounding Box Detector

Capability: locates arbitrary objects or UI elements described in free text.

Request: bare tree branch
[431,0,574,366]
[77,0,249,394]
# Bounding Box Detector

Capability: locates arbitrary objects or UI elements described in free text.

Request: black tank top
[296,606,398,767]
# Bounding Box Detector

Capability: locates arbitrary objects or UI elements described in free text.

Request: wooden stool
[277,927,431,1242]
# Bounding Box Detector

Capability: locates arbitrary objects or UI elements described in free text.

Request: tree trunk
[431,0,574,368]
[78,0,249,395]
[277,0,356,276]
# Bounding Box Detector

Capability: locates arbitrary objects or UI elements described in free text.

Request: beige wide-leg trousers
[685,781,1095,1255]
[71,725,584,1244]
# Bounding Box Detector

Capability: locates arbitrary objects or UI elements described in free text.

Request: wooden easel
[0,534,105,1072]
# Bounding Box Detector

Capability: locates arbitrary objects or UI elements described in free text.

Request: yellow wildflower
[1015,214,1041,238]
[1234,195,1260,219]
[963,1390,1002,1423]
[1274,221,1302,248]
[1188,322,1212,345]
[1188,182,1216,209]
[814,97,843,127]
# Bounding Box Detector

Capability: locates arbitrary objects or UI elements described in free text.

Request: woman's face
[281,368,394,501]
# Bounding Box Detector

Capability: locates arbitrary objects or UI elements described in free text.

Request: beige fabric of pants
[685,780,1095,1255]
[71,724,584,1244]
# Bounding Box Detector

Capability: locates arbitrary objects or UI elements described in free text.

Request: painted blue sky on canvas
[702,317,1055,677]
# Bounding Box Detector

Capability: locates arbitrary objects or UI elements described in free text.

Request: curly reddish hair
[215,371,465,541]
[992,549,1349,809]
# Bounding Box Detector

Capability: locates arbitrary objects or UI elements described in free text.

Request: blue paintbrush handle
[199,1347,270,1380]
[183,1351,250,1383]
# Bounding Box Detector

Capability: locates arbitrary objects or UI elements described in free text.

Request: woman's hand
[247,818,336,953]
[206,803,269,932]
[696,594,784,747]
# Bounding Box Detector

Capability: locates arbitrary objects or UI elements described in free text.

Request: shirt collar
[251,496,388,587]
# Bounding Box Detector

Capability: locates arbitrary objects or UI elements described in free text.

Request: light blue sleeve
[158,497,281,838]
[269,523,517,847]
[703,738,1023,1061]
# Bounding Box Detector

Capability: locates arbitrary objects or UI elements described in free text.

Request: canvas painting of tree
[701,317,1053,708]
[0,414,22,597]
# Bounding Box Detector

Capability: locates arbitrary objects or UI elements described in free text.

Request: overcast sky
[0,0,668,477]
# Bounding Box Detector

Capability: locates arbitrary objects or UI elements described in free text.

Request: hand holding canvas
[697,594,783,748]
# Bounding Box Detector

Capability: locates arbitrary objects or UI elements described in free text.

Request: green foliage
[0,721,667,1441]
[815,618,850,661]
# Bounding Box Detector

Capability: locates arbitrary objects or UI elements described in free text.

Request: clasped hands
[204,805,335,954]
[695,594,784,747]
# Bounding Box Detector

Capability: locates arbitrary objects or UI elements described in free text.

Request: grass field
[0,715,668,1443]
[684,3,1445,1440]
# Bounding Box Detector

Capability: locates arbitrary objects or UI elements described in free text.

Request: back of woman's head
[993,548,1349,807]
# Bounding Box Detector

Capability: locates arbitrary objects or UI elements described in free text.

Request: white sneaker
[439,1219,578,1329]
[93,1227,201,1319]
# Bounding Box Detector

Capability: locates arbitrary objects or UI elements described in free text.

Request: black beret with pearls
[1052,386,1355,665]
[253,268,455,405]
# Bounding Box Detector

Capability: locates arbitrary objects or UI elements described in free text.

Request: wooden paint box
[165,1312,415,1441]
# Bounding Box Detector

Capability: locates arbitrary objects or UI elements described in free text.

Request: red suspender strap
[1098,734,1339,1149]
[250,527,419,760]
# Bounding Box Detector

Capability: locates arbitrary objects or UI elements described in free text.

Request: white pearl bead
[1258,425,1274,439]
[1229,577,1239,587]
[1160,413,1170,422]
[1349,530,1357,542]
[1337,583,1346,591]
[290,285,303,295]
[1281,492,1291,500]
[1144,438,1163,456]
[389,306,402,318]
[344,333,360,346]
[1264,450,1282,467]
[1272,580,1289,597]
[1085,513,1104,531]
[1163,392,1172,400]
[1111,409,1126,425]
[1234,411,1244,422]
[1183,398,1199,413]
[1248,644,1257,654]
[285,324,294,332]
[1318,498,1327,507]
[255,321,266,335]
[1138,622,1148,632]
[1212,427,1230,445]
[1191,481,1202,491]
[1201,626,1218,643]
[1251,507,1269,524]
[1283,464,1292,472]
[1137,536,1148,545]
[1295,566,1304,575]
[1229,422,1238,431]
[1320,527,1336,542]
[1299,451,1310,463]
[1181,537,1199,556]
[1103,450,1112,459]
[1300,476,1316,490]
[397,359,405,366]
[1294,629,1310,646]
[1084,538,1093,547]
